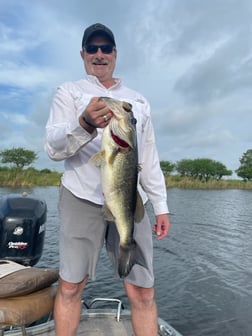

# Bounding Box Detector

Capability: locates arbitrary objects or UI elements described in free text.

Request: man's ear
[80,50,85,60]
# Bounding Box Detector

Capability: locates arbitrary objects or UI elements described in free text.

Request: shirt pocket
[73,92,95,117]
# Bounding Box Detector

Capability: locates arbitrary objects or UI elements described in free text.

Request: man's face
[80,35,117,83]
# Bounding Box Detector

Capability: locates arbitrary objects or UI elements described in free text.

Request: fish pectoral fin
[102,204,115,221]
[134,192,145,223]
[89,151,105,167]
[108,147,120,165]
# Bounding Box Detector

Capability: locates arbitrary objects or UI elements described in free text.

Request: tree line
[1,147,252,181]
[161,149,252,181]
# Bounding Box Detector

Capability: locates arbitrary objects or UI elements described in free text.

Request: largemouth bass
[90,97,147,278]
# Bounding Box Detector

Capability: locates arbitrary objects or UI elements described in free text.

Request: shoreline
[0,169,252,190]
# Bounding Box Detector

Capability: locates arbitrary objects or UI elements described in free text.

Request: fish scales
[90,97,147,278]
[104,138,137,245]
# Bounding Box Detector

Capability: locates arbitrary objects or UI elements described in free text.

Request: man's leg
[56,187,105,335]
[124,281,158,336]
[54,276,88,336]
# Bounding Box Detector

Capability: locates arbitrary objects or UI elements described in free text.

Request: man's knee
[124,282,155,306]
[58,276,88,301]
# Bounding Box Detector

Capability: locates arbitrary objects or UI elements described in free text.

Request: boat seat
[0,285,57,336]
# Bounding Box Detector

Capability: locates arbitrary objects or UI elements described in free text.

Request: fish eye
[131,117,137,125]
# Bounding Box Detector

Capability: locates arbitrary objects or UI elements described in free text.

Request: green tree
[236,149,252,181]
[176,159,195,177]
[0,147,37,169]
[192,158,214,181]
[212,161,232,180]
[176,158,232,181]
[160,160,175,175]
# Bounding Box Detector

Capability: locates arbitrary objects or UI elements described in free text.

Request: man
[45,23,170,336]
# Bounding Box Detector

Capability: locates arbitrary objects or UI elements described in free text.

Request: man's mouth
[92,61,108,66]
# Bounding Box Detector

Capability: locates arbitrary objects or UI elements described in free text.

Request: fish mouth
[111,130,130,148]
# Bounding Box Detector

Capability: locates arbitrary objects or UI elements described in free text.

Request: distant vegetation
[162,158,232,181]
[0,166,62,187]
[160,149,252,184]
[0,148,37,169]
[0,147,252,189]
[164,175,252,190]
[235,149,252,181]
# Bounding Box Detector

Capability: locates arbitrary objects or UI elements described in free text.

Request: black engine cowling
[0,193,47,266]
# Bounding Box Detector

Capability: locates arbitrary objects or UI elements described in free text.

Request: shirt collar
[86,75,121,89]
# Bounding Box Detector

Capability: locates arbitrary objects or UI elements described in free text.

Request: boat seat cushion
[0,267,59,298]
[0,285,57,326]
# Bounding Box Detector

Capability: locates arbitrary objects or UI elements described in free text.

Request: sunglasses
[84,44,115,54]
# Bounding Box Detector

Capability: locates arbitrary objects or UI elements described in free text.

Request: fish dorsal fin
[134,192,145,223]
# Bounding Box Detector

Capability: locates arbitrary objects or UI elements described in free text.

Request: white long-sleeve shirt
[45,75,169,215]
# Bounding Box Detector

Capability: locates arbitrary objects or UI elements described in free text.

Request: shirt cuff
[152,201,169,215]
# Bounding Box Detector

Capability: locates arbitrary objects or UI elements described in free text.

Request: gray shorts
[58,186,154,288]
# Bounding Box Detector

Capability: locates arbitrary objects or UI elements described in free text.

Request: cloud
[0,0,251,177]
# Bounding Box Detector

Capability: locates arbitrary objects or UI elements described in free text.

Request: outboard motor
[0,193,47,266]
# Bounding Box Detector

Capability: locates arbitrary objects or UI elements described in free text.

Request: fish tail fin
[118,241,147,278]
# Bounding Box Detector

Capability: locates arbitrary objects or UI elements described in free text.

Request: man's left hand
[153,214,171,240]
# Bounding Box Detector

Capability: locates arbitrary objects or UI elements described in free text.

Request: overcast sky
[1,0,251,176]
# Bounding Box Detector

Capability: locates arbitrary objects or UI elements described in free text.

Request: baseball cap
[82,23,116,48]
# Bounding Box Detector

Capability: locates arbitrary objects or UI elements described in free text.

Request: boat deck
[79,311,134,335]
[3,298,181,336]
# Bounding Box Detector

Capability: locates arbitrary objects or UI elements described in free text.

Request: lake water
[1,186,252,336]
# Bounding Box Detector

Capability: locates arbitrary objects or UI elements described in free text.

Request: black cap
[82,23,116,48]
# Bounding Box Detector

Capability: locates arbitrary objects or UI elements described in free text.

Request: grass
[165,175,252,190]
[0,168,252,190]
[0,168,62,187]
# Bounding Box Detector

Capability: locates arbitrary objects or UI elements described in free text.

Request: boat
[0,193,183,336]
[2,297,182,336]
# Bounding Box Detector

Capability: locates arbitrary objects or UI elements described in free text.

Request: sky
[0,0,252,176]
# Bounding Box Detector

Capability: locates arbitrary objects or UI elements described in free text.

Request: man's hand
[79,97,113,131]
[153,213,170,240]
